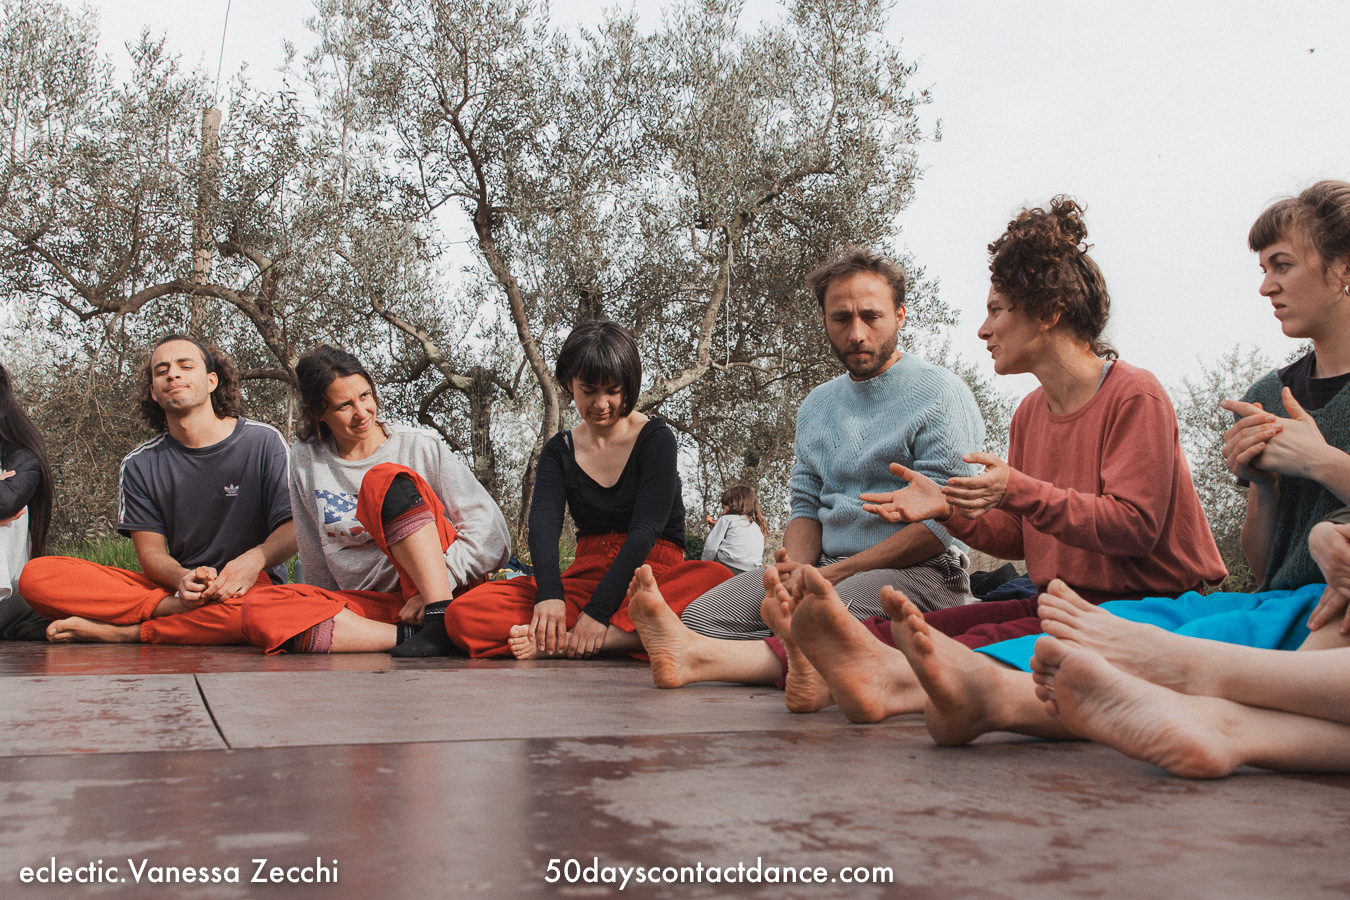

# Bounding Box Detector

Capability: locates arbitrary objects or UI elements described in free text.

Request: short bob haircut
[138,334,242,432]
[988,196,1116,360]
[554,319,642,418]
[295,345,380,443]
[1248,180,1350,273]
[805,248,907,311]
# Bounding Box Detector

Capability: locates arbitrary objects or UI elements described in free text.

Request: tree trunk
[189,107,221,334]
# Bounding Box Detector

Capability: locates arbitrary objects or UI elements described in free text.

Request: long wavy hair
[720,484,767,536]
[137,334,242,432]
[0,363,53,557]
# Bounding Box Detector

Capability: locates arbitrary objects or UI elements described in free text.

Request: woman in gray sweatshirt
[241,346,510,655]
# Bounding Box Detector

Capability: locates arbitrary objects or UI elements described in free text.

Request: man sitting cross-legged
[19,335,296,644]
[676,248,984,645]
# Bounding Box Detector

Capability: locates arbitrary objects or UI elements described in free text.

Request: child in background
[702,485,767,575]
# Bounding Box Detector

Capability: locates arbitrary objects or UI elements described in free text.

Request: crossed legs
[1032,580,1350,776]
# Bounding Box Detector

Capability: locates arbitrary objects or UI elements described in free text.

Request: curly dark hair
[138,334,242,432]
[295,345,379,443]
[1248,181,1350,276]
[987,196,1116,359]
[805,248,907,311]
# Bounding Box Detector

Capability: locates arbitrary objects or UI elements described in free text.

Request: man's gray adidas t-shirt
[117,418,292,584]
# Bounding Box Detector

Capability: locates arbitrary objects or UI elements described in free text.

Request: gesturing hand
[1248,388,1331,480]
[860,462,951,523]
[942,452,1010,519]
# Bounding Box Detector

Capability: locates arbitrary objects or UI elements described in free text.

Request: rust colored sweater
[943,361,1226,602]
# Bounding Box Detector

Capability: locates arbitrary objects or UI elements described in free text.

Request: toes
[800,565,831,595]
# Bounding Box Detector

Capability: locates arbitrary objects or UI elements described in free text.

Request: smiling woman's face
[320,373,379,450]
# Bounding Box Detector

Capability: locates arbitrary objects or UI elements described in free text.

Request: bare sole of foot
[47,616,140,644]
[627,565,714,688]
[761,567,833,713]
[893,596,1006,746]
[1035,636,1240,778]
[791,568,924,723]
[507,623,568,660]
[1037,579,1205,693]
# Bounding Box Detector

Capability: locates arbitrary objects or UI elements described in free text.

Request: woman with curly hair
[852,196,1227,657]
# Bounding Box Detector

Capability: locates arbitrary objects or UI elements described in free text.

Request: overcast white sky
[63,0,1350,400]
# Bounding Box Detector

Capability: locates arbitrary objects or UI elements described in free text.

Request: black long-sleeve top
[0,439,42,520]
[528,417,686,623]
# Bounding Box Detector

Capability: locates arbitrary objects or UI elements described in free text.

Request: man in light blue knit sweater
[680,249,985,640]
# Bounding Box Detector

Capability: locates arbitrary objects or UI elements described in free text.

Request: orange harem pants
[242,463,464,654]
[19,557,272,645]
[445,534,733,658]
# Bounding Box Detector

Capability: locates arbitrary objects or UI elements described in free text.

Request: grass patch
[51,535,299,584]
[53,534,140,571]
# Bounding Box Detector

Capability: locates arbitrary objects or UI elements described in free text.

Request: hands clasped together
[173,546,269,607]
[1220,387,1330,485]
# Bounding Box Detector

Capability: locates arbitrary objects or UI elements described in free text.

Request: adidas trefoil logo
[224,484,240,498]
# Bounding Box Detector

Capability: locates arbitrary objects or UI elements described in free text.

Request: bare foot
[790,568,926,723]
[893,596,1017,745]
[1029,635,1064,712]
[761,567,832,713]
[1033,636,1241,778]
[628,565,699,686]
[628,566,780,688]
[1037,579,1209,694]
[507,623,568,660]
[47,617,140,643]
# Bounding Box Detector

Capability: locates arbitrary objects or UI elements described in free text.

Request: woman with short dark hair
[404,320,732,659]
